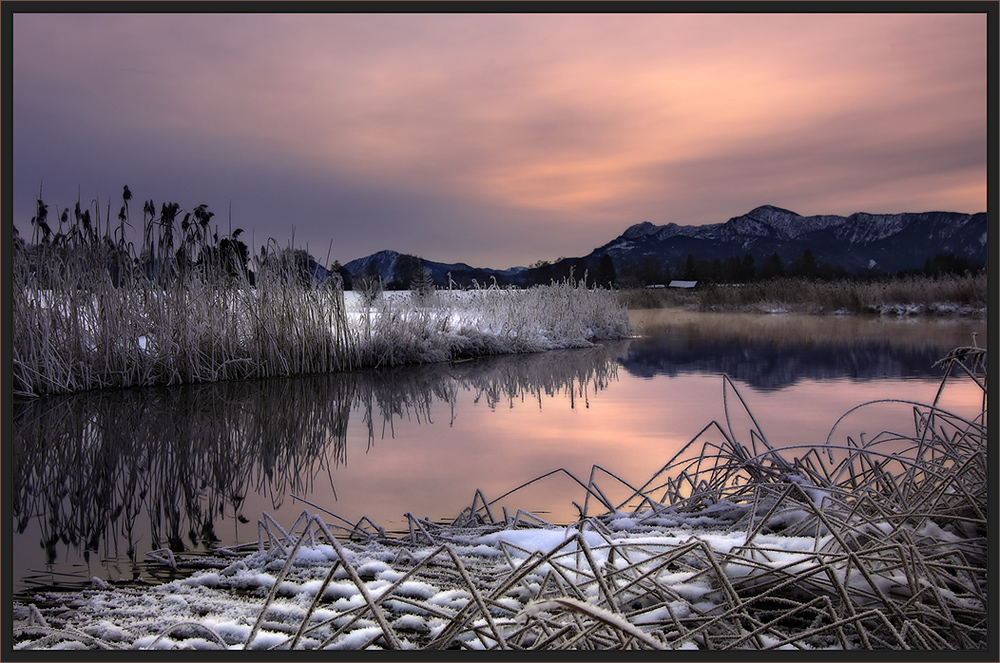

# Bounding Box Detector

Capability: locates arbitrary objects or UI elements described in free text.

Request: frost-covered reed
[14,347,986,650]
[354,280,631,369]
[12,235,357,396]
[13,235,630,397]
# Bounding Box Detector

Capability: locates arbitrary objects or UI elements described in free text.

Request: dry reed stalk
[15,239,629,396]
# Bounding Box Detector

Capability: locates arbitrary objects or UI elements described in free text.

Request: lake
[10,309,985,595]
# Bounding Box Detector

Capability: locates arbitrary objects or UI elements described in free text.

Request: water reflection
[11,342,626,592]
[625,310,984,390]
[11,312,985,594]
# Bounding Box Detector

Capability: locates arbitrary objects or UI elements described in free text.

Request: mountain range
[342,205,987,287]
[342,249,527,288]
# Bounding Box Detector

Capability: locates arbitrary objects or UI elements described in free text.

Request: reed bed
[13,346,987,650]
[13,237,630,397]
[618,272,988,316]
[13,237,357,396]
[354,280,631,368]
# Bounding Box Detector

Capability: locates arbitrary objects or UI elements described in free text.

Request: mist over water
[11,312,984,594]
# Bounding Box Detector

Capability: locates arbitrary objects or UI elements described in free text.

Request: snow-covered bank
[13,278,631,397]
[12,349,986,651]
[345,285,632,368]
[12,514,922,651]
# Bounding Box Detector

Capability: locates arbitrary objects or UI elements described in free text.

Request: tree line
[547,249,982,289]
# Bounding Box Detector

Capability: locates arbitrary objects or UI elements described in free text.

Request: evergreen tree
[597,254,616,287]
[924,253,974,277]
[740,254,756,282]
[682,254,698,281]
[330,261,353,290]
[790,249,818,279]
[411,264,435,299]
[391,254,422,290]
[759,252,785,280]
[530,259,553,286]
[661,261,673,284]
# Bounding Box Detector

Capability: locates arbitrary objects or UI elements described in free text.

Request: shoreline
[614,273,987,319]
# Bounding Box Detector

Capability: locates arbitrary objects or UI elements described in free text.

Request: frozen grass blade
[519,597,667,649]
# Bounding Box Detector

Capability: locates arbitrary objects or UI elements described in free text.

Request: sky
[9,10,989,270]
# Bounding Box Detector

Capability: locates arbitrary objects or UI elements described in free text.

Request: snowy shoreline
[12,349,987,651]
[13,513,887,651]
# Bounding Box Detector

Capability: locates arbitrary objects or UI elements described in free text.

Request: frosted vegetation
[12,348,986,650]
[12,236,630,398]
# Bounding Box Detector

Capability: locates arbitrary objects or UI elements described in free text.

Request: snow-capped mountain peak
[586,207,986,274]
[341,206,986,286]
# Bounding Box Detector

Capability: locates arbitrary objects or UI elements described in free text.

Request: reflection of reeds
[12,343,626,586]
[12,379,356,568]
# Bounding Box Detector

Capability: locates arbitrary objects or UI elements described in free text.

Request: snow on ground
[12,500,983,651]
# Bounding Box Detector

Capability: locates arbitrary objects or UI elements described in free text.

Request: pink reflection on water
[242,366,983,534]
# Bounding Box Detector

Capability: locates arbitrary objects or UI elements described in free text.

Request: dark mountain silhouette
[344,249,526,289]
[341,206,986,288]
[587,206,986,275]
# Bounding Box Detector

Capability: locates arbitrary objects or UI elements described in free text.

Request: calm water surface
[11,310,985,594]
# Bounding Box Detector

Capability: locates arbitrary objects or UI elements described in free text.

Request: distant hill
[587,205,987,275]
[343,250,526,289]
[341,206,987,288]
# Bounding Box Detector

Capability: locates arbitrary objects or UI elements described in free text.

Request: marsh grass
[618,273,987,316]
[13,234,357,396]
[15,347,987,650]
[13,234,630,397]
[354,279,632,369]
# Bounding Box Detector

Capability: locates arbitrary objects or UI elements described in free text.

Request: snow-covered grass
[12,240,357,396]
[348,282,632,369]
[12,347,987,650]
[13,239,630,397]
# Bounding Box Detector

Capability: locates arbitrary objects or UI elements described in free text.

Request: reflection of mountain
[619,335,955,391]
[11,342,626,592]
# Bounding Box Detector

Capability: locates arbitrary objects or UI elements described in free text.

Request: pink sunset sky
[8,10,990,269]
